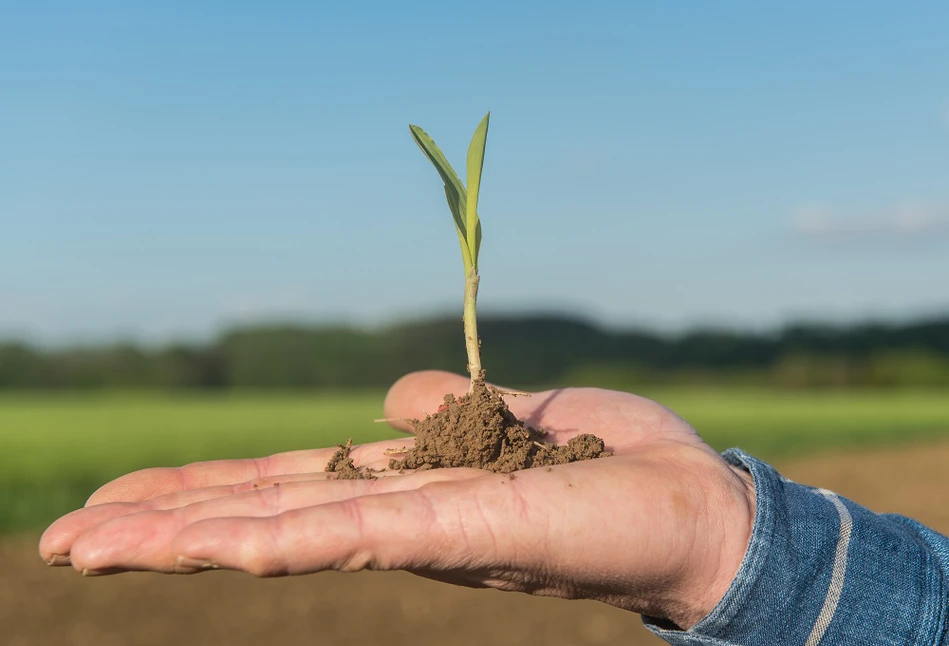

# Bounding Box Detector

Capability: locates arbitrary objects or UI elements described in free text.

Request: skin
[39,370,755,630]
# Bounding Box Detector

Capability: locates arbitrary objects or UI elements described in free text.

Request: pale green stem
[463,268,483,391]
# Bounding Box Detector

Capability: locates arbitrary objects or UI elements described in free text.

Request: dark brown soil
[388,380,609,473]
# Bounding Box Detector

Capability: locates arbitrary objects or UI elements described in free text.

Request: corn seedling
[409,113,490,393]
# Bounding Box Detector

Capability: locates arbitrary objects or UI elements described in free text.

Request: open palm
[40,371,754,629]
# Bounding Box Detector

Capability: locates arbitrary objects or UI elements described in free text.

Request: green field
[2,388,948,534]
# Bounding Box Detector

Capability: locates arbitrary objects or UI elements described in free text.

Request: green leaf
[409,124,468,244]
[445,184,473,270]
[465,112,489,267]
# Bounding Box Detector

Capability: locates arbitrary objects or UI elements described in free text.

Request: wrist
[665,462,757,630]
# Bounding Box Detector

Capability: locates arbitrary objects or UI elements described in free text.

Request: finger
[85,437,417,505]
[383,370,578,441]
[383,371,472,431]
[42,471,345,563]
[40,502,142,565]
[168,470,544,579]
[169,451,708,591]
[48,447,440,564]
[384,370,544,426]
[67,468,485,574]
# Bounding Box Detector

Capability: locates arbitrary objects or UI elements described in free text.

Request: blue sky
[1,1,947,343]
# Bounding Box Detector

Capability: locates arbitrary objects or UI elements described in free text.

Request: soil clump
[390,380,609,473]
[325,439,376,480]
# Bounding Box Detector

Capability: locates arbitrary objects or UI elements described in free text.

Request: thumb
[383,370,470,432]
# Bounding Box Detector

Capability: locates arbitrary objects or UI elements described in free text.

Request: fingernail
[46,554,71,566]
[81,568,104,577]
[176,556,219,571]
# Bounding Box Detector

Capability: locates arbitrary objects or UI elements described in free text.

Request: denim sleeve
[643,449,949,645]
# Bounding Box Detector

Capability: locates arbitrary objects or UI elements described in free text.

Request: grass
[641,387,949,457]
[2,387,949,534]
[0,390,392,535]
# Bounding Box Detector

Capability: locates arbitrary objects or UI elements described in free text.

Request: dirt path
[4,441,949,646]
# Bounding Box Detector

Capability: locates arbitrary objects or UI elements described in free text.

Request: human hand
[39,371,754,630]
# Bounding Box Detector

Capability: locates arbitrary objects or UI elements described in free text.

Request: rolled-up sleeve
[643,450,949,645]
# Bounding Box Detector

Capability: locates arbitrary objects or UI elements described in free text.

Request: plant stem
[463,267,483,391]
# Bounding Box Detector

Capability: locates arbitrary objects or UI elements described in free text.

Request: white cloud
[792,202,949,238]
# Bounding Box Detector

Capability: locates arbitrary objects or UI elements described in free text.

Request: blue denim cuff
[643,449,949,645]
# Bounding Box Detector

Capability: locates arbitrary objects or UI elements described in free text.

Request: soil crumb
[325,439,376,480]
[391,380,609,473]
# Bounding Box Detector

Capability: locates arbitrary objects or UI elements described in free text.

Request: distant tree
[0,314,946,390]
[0,343,45,387]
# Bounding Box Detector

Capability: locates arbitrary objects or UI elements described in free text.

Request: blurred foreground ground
[5,440,949,646]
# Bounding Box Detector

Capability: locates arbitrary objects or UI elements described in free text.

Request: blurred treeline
[1,314,948,391]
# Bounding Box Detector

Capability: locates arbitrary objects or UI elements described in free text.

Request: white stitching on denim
[805,490,853,646]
